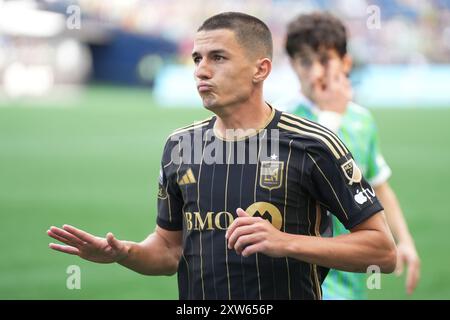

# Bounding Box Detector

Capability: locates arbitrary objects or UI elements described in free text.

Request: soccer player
[47,12,397,300]
[284,12,420,299]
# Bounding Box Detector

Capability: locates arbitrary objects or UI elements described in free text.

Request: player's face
[192,29,256,111]
[290,58,325,98]
[291,49,352,98]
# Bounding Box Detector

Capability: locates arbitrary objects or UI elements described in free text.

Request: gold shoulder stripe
[172,117,212,134]
[169,121,210,138]
[279,116,346,158]
[280,114,348,156]
[278,122,341,159]
[281,113,349,155]
[282,113,348,154]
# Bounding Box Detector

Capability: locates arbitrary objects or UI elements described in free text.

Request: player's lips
[197,83,213,92]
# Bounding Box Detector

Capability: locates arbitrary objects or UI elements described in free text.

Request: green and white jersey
[288,95,391,299]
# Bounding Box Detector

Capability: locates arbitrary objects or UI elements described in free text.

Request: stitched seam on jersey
[307,153,350,220]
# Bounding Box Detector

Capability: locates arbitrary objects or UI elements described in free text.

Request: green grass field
[1,86,449,299]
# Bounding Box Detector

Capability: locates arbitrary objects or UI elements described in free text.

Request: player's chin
[201,97,219,110]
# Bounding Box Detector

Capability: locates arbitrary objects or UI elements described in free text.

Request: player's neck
[213,97,272,140]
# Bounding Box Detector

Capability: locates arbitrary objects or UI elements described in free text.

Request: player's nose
[194,60,212,80]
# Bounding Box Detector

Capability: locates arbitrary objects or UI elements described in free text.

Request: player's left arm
[375,182,420,294]
[226,207,396,273]
[227,141,397,273]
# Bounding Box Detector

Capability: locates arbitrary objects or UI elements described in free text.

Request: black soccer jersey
[157,107,383,300]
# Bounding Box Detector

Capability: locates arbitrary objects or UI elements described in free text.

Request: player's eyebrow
[192,49,229,59]
[208,49,228,56]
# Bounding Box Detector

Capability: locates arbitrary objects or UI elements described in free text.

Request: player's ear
[342,54,353,75]
[253,58,272,84]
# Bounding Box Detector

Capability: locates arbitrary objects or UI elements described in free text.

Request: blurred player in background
[283,12,420,299]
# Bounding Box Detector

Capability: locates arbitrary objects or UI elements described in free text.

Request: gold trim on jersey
[213,106,275,142]
[172,117,212,134]
[306,197,316,300]
[196,133,209,300]
[253,130,267,300]
[163,160,173,169]
[284,139,293,299]
[278,122,340,159]
[165,189,172,222]
[168,118,211,140]
[312,264,322,300]
[224,141,233,300]
[281,113,349,155]
[174,142,185,222]
[307,153,350,220]
[199,230,205,299]
[278,115,348,159]
[312,203,323,300]
[314,203,322,237]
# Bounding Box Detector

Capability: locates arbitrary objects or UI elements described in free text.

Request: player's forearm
[375,183,413,244]
[117,233,181,276]
[283,230,397,273]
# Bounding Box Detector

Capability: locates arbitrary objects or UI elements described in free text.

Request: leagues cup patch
[341,159,362,185]
[157,184,168,199]
[259,161,284,190]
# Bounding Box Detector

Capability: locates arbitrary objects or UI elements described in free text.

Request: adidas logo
[178,168,196,186]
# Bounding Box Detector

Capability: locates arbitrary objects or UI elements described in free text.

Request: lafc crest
[341,159,362,185]
[260,161,284,190]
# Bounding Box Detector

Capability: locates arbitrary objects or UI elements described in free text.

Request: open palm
[47,225,129,263]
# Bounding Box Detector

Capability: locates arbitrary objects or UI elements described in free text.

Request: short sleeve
[304,144,384,230]
[156,140,184,231]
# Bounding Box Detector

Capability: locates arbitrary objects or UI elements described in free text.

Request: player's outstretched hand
[47,225,130,264]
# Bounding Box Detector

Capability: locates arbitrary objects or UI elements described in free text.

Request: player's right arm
[48,137,186,276]
[118,227,182,275]
[47,225,182,276]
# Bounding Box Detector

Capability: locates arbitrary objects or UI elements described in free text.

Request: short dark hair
[198,12,273,59]
[285,12,347,66]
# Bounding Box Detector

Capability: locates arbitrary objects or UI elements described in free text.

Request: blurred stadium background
[1,0,449,299]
